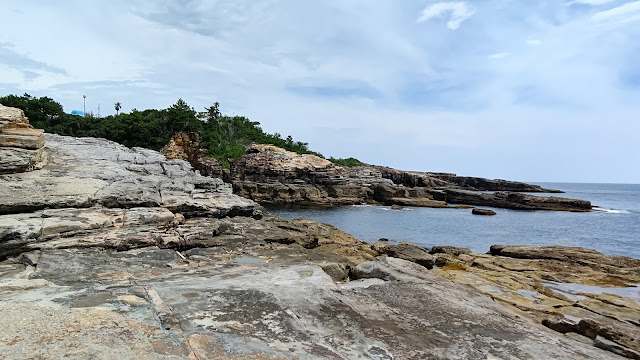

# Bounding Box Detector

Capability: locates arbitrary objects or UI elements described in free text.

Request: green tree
[1,93,335,165]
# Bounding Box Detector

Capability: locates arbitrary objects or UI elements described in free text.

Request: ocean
[266,183,640,259]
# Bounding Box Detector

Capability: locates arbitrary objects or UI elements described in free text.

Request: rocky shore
[1,106,636,359]
[162,134,592,212]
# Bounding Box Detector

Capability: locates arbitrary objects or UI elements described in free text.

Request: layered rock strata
[432,245,640,359]
[0,104,45,174]
[161,131,226,179]
[0,119,624,358]
[227,143,591,211]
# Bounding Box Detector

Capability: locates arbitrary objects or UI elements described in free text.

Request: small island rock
[472,208,497,216]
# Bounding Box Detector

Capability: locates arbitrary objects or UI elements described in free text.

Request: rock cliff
[161,131,226,179]
[225,142,591,212]
[0,104,45,174]
[0,110,626,359]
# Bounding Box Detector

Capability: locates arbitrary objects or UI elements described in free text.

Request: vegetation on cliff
[1,93,365,166]
[327,157,367,167]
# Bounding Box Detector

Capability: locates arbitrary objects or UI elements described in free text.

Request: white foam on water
[593,207,630,214]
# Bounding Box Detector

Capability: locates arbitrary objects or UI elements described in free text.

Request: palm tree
[114,102,122,115]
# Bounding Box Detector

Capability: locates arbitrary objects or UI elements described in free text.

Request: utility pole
[98,103,100,118]
[83,95,86,117]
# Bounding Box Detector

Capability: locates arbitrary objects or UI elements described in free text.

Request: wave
[594,207,631,214]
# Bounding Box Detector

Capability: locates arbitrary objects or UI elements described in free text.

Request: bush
[1,93,330,164]
[328,157,367,167]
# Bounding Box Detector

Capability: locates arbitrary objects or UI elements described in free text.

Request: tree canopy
[0,93,364,167]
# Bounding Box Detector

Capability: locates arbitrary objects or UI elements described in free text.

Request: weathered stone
[429,245,472,256]
[594,336,640,359]
[0,131,628,359]
[0,127,45,149]
[321,262,348,282]
[435,245,640,358]
[0,104,29,124]
[161,132,225,179]
[0,147,43,174]
[0,105,45,174]
[1,247,618,359]
[224,143,590,211]
[447,189,592,212]
[472,208,497,215]
[373,242,434,269]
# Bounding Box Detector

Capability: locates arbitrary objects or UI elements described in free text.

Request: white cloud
[592,1,640,22]
[0,0,639,182]
[570,0,616,5]
[417,2,474,30]
[488,52,511,59]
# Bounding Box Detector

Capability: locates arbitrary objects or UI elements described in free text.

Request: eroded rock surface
[0,128,624,359]
[161,132,226,179]
[1,249,623,359]
[0,104,45,174]
[434,245,640,359]
[227,144,591,211]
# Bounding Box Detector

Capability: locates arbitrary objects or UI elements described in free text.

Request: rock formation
[227,143,592,212]
[433,245,640,359]
[0,110,625,359]
[161,132,225,179]
[0,104,45,174]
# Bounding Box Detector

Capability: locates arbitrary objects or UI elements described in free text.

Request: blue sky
[1,0,639,183]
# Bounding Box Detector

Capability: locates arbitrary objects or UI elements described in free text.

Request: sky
[1,0,639,183]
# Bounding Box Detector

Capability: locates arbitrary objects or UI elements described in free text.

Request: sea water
[266,183,640,259]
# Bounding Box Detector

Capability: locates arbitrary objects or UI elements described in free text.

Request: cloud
[0,0,639,182]
[417,2,474,30]
[570,0,616,5]
[592,1,640,22]
[0,42,67,76]
[488,52,511,59]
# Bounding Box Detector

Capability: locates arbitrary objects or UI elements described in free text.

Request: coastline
[1,106,638,359]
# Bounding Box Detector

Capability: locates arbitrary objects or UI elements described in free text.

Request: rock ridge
[222,141,591,212]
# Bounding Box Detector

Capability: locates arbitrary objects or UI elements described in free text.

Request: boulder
[429,245,471,256]
[472,208,496,216]
[374,242,434,269]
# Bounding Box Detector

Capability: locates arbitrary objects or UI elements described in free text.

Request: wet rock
[447,189,591,212]
[472,208,496,215]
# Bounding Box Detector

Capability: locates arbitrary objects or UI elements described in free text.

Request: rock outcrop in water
[0,109,621,359]
[224,142,591,211]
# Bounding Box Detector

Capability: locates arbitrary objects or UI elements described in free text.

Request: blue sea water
[266,183,640,259]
